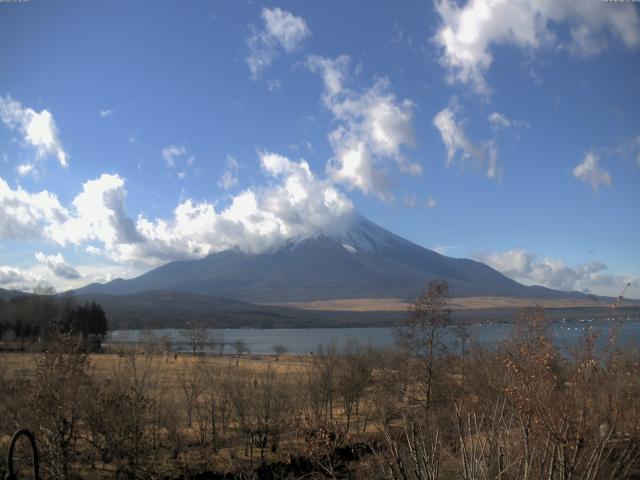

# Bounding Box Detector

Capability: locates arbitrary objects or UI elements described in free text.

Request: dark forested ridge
[74,290,639,330]
[0,293,108,350]
[73,290,404,329]
[2,287,637,331]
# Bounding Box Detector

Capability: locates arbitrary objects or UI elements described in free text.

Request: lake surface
[107,318,640,355]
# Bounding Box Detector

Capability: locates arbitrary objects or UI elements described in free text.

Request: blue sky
[0,0,638,298]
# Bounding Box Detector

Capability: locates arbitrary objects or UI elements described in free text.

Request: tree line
[0,292,108,351]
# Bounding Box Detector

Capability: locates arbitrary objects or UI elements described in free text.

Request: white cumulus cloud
[307,55,420,199]
[573,151,612,192]
[247,7,311,78]
[48,173,142,252]
[0,95,68,173]
[0,266,45,291]
[17,163,36,177]
[474,248,637,297]
[1,173,142,254]
[134,151,354,263]
[434,0,640,94]
[0,152,354,267]
[35,251,81,280]
[0,177,68,240]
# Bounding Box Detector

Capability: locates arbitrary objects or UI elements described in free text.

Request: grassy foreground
[1,304,639,479]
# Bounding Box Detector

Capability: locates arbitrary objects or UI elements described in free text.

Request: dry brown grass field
[268,295,640,312]
[1,345,403,479]
[2,333,639,479]
[0,350,328,478]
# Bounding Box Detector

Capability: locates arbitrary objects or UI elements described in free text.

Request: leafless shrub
[336,338,375,434]
[31,335,94,480]
[85,352,156,479]
[272,343,287,360]
[375,406,441,480]
[228,366,293,468]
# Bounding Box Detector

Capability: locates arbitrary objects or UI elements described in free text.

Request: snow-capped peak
[279,214,409,254]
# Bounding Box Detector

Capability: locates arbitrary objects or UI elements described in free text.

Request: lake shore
[105,317,640,355]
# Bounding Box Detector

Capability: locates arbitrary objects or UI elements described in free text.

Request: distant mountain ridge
[73,215,584,303]
[0,287,23,301]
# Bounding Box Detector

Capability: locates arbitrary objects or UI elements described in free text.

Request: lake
[107,317,640,355]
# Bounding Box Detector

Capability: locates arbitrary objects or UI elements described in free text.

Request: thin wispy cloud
[573,151,612,192]
[161,145,186,168]
[218,155,240,191]
[488,112,511,129]
[433,101,500,180]
[247,7,311,78]
[403,194,437,209]
[433,245,457,255]
[488,111,530,132]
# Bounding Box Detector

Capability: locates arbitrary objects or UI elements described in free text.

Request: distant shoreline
[104,305,640,330]
[104,318,640,355]
[264,295,640,312]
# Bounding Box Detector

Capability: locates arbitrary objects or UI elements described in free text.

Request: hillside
[73,215,584,303]
[73,290,404,330]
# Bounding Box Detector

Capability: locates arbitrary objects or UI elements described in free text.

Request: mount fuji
[73,215,580,303]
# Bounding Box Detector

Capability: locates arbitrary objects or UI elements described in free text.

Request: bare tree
[178,360,202,429]
[336,338,374,433]
[180,321,210,355]
[197,362,231,452]
[306,342,339,425]
[141,329,160,355]
[211,330,226,357]
[160,335,172,358]
[395,279,450,412]
[272,343,287,360]
[232,338,248,366]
